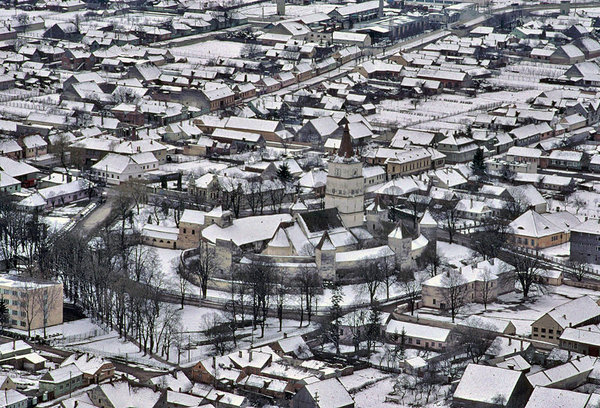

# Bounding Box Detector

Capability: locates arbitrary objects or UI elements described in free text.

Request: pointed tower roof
[291,197,308,212]
[267,227,292,249]
[337,123,354,159]
[315,231,336,251]
[420,209,437,227]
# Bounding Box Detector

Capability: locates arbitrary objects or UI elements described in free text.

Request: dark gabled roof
[299,208,344,233]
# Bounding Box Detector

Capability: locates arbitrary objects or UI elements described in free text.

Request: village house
[39,365,84,398]
[90,152,158,185]
[385,320,451,351]
[508,210,578,250]
[291,378,354,408]
[421,258,515,310]
[453,364,533,408]
[531,296,600,345]
[60,354,115,385]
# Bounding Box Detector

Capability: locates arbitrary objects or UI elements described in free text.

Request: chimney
[249,351,253,362]
[283,333,288,338]
[212,356,216,368]
[508,337,512,346]
[239,350,242,358]
[520,339,523,351]
[378,0,383,17]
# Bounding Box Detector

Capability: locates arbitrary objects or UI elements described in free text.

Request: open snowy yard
[170,40,250,59]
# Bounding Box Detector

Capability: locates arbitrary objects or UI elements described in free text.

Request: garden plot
[487,61,570,91]
[170,40,250,59]
[240,3,337,17]
[370,88,544,130]
[415,285,600,336]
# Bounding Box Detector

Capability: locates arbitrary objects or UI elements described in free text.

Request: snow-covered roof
[527,356,597,388]
[0,390,27,407]
[149,371,193,392]
[202,214,292,247]
[180,209,207,225]
[93,382,161,407]
[385,320,450,342]
[544,296,600,329]
[0,156,38,177]
[509,210,565,238]
[336,245,394,263]
[302,378,354,408]
[42,364,82,383]
[454,364,523,405]
[524,387,600,408]
[38,179,90,200]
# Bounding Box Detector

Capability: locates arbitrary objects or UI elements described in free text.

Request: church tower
[325,124,364,228]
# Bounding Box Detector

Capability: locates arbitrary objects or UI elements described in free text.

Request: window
[416,339,421,345]
[541,328,546,333]
[183,228,187,233]
[432,299,436,305]
[533,327,539,332]
[549,329,553,334]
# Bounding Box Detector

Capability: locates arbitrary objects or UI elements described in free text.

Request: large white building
[324,124,365,228]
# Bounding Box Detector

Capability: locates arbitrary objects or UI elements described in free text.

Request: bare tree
[405,195,422,229]
[397,268,423,315]
[435,199,460,244]
[120,179,147,215]
[378,258,396,301]
[240,261,277,338]
[566,259,588,282]
[221,179,243,218]
[480,268,494,311]
[416,243,444,277]
[502,191,529,220]
[513,253,544,298]
[48,133,72,172]
[19,284,41,338]
[294,266,322,326]
[202,312,233,356]
[274,274,289,332]
[173,259,189,309]
[456,322,499,363]
[472,219,510,260]
[184,240,219,299]
[441,270,467,323]
[363,262,383,305]
[568,194,586,214]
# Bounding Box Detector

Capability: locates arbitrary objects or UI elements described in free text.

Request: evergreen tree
[0,297,8,333]
[471,148,486,176]
[365,302,382,356]
[277,163,293,184]
[328,285,344,355]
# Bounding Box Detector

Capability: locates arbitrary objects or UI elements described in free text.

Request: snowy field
[369,89,541,130]
[487,61,570,91]
[414,285,600,336]
[170,40,249,59]
[240,2,337,17]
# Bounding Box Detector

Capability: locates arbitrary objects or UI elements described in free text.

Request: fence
[51,327,110,346]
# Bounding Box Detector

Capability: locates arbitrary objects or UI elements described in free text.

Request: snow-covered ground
[240,2,337,17]
[369,89,541,130]
[170,40,249,59]
[413,285,600,336]
[42,202,88,232]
